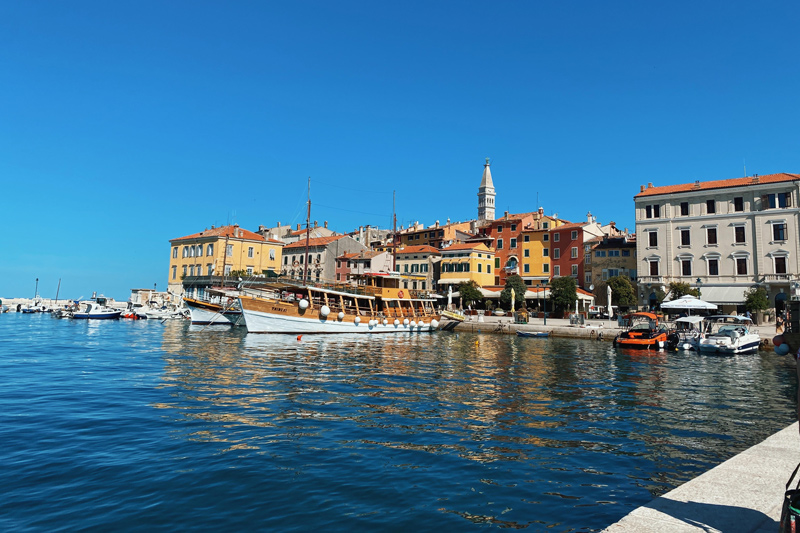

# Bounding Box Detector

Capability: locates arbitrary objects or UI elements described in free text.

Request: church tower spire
[477,157,496,222]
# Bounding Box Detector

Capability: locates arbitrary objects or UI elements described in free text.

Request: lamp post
[540,279,548,325]
[696,277,703,299]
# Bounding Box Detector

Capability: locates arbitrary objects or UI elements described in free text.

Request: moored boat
[613,312,668,349]
[184,289,243,325]
[516,331,549,338]
[73,296,121,320]
[666,315,705,351]
[696,315,760,355]
[238,274,440,334]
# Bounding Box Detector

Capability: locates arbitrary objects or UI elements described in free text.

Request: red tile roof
[171,225,265,242]
[396,245,441,255]
[284,235,346,249]
[635,173,800,198]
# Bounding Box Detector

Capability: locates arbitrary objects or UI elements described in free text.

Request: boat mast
[303,177,311,284]
[55,278,61,306]
[392,190,397,274]
[221,235,229,288]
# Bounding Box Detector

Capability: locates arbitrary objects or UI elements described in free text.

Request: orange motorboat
[613,312,668,350]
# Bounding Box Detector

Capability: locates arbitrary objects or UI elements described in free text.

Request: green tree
[457,281,483,308]
[743,286,769,313]
[499,274,527,310]
[549,276,577,313]
[604,276,637,307]
[666,281,699,300]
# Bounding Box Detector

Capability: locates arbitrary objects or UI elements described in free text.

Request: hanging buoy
[297,335,302,341]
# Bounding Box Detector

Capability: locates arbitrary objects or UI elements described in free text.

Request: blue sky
[1,1,798,300]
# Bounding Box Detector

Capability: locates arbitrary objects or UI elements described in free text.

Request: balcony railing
[763,274,798,283]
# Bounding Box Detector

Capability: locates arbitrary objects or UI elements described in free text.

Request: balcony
[763,274,798,284]
[637,276,665,285]
[503,266,519,274]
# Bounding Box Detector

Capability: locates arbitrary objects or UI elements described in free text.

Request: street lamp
[539,279,549,325]
[696,277,703,299]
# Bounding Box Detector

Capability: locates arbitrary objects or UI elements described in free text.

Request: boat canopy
[674,316,705,326]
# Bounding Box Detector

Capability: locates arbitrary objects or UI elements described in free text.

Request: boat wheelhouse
[238,274,440,334]
[184,288,243,325]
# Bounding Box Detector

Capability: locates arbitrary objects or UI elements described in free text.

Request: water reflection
[153,324,797,529]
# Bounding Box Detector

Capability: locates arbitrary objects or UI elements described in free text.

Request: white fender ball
[354,316,361,324]
[338,311,345,320]
[430,319,439,329]
[299,299,309,310]
[394,319,400,326]
[410,320,416,327]
[320,305,330,317]
[403,318,409,326]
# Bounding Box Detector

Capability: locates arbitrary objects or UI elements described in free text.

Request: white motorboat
[73,297,121,320]
[666,316,705,351]
[696,315,760,355]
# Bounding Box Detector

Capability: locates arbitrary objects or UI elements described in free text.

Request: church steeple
[477,157,496,222]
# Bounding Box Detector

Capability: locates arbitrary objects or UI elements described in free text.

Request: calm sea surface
[1,313,796,532]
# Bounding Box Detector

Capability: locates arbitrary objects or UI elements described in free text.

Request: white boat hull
[189,305,240,325]
[696,335,761,355]
[242,306,437,334]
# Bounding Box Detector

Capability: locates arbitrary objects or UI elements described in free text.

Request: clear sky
[2,1,798,301]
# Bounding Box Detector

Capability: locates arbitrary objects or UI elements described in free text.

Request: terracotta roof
[442,243,493,253]
[552,222,588,231]
[396,245,441,255]
[635,173,800,198]
[284,235,346,249]
[489,211,537,223]
[171,225,265,242]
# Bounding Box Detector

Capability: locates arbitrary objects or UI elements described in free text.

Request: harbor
[2,312,797,531]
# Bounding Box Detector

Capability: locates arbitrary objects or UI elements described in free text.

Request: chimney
[640,185,645,193]
[587,211,593,223]
[447,218,451,224]
[752,174,760,183]
[258,225,265,232]
[211,225,215,229]
[435,220,439,227]
[693,180,701,189]
[647,182,653,188]
[324,221,328,229]
[297,223,301,230]
[538,207,544,215]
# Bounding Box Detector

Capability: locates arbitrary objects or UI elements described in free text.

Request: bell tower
[477,157,496,222]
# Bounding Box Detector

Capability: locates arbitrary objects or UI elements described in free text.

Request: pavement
[603,423,800,533]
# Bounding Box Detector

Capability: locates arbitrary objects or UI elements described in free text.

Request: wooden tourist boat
[238,274,441,334]
[613,312,668,349]
[184,289,243,325]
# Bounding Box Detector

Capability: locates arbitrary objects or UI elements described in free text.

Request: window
[495,258,500,268]
[622,250,630,256]
[649,261,659,276]
[680,202,689,216]
[553,233,560,242]
[762,193,793,209]
[680,229,690,246]
[284,256,288,265]
[543,249,549,257]
[648,231,658,247]
[734,226,745,243]
[497,225,504,232]
[707,227,717,245]
[773,222,787,241]
[182,246,188,258]
[553,248,560,259]
[196,245,203,257]
[510,238,517,249]
[524,249,530,257]
[543,264,549,273]
[207,264,213,275]
[645,204,661,219]
[246,267,254,275]
[608,268,620,277]
[776,256,787,274]
[543,222,549,229]
[189,265,195,276]
[523,235,530,242]
[571,264,578,276]
[571,230,578,240]
[736,257,747,275]
[487,265,491,274]
[708,258,719,276]
[734,197,744,212]
[609,250,620,257]
[585,273,592,284]
[523,264,529,273]
[172,247,178,259]
[497,239,503,249]
[477,263,482,273]
[248,247,254,258]
[226,244,233,257]
[172,265,177,279]
[706,200,716,214]
[554,265,561,276]
[681,259,692,276]
[595,250,606,258]
[571,247,578,259]
[511,224,516,232]
[182,265,187,277]
[543,234,549,242]
[269,249,275,260]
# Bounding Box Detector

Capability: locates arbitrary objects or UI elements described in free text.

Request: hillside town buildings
[164,160,799,317]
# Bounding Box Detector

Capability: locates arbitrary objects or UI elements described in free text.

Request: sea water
[0,313,796,532]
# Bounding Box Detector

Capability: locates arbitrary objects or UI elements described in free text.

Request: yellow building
[520,216,566,286]
[168,224,285,294]
[438,243,495,288]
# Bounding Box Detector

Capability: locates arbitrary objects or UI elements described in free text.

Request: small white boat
[73,297,121,320]
[696,315,760,355]
[666,316,705,351]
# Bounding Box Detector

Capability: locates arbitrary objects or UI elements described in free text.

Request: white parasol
[660,294,717,313]
[447,285,453,310]
[511,288,515,312]
[607,284,613,317]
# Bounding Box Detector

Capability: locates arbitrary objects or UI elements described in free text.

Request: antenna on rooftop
[743,159,747,178]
